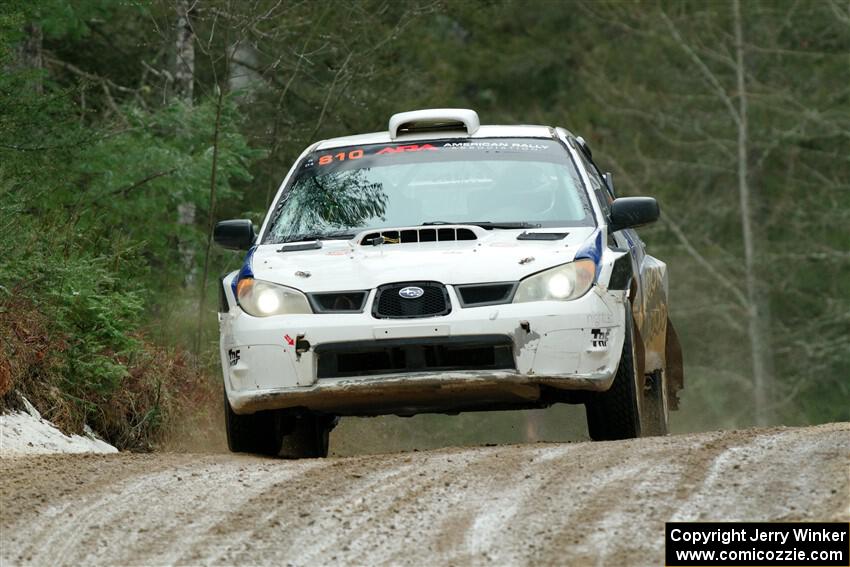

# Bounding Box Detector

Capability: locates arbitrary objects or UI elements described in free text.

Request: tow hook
[295,334,311,360]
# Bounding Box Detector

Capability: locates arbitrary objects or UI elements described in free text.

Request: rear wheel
[585,307,642,440]
[641,369,669,436]
[224,392,336,458]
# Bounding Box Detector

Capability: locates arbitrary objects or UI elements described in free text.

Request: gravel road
[1,422,847,566]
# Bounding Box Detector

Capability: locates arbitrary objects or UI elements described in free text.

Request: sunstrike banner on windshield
[301,139,567,173]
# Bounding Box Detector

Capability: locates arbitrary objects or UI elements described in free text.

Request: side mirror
[214,219,255,250]
[609,197,660,232]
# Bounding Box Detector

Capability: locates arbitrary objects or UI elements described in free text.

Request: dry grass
[0,298,74,424]
[0,296,222,451]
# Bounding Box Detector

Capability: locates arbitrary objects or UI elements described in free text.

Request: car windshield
[263,138,595,244]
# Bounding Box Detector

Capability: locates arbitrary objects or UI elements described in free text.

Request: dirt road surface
[1,423,848,566]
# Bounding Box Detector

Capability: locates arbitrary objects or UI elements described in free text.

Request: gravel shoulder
[1,423,848,566]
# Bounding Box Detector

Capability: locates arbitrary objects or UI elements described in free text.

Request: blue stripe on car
[231,246,256,296]
[575,230,602,280]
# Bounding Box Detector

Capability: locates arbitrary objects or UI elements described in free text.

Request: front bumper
[220,286,628,415]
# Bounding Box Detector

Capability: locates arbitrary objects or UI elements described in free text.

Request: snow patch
[0,397,117,456]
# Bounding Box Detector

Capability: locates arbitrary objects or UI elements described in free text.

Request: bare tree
[656,2,775,424]
[571,0,850,426]
[732,0,773,425]
[175,0,197,285]
[174,0,195,103]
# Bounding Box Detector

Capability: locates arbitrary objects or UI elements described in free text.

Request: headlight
[513,259,596,303]
[236,278,312,317]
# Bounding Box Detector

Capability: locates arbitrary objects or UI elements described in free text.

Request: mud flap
[665,317,684,410]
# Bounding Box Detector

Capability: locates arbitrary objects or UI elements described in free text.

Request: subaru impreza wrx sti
[215,109,684,457]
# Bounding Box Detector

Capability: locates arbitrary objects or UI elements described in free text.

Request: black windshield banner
[302,138,566,172]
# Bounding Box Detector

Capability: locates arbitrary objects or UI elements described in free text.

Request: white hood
[249,226,598,293]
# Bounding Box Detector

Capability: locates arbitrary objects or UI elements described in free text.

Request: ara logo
[398,286,425,299]
[376,144,438,155]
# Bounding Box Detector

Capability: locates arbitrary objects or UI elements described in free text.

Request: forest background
[1,0,847,452]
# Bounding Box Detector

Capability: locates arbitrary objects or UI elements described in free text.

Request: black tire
[641,368,670,437]
[585,307,642,441]
[224,394,284,456]
[224,391,336,458]
[278,414,336,459]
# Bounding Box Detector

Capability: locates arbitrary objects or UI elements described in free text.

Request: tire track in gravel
[1,423,847,566]
[2,456,325,566]
[192,459,423,565]
[670,426,850,522]
[551,431,746,566]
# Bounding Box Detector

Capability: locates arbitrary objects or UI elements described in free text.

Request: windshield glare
[263,138,595,244]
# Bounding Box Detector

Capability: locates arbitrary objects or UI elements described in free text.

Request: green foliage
[23,0,113,39]
[0,0,259,447]
[2,244,141,387]
[1,0,847,449]
[60,96,261,290]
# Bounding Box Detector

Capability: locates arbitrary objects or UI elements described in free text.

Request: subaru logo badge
[399,286,424,299]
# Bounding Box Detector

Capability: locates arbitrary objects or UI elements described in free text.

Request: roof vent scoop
[389,108,480,139]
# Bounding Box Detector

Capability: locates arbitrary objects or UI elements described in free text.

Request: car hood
[249,226,599,293]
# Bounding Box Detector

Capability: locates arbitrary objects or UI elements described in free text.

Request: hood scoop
[277,241,323,252]
[516,231,568,241]
[359,226,478,246]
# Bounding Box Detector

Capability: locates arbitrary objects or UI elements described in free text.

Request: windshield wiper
[279,230,356,244]
[422,220,540,230]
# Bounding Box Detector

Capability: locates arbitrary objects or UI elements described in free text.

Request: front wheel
[224,395,284,455]
[224,392,336,458]
[585,307,671,440]
[585,307,642,440]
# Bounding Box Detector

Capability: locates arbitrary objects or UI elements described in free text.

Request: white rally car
[215,109,684,457]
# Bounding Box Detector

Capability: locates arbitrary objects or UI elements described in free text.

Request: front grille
[373,281,451,319]
[308,291,368,313]
[456,282,517,307]
[315,335,515,378]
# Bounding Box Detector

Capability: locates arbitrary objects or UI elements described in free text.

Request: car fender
[638,254,669,376]
[598,248,667,379]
